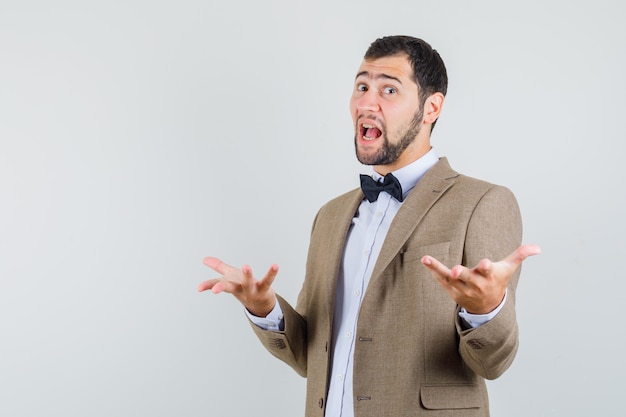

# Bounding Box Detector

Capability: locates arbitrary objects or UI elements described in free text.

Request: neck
[374,142,432,176]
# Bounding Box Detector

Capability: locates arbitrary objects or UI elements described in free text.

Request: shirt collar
[371,148,439,201]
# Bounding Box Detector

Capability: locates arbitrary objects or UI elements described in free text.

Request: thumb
[504,244,541,269]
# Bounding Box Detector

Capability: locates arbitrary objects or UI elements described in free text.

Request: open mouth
[360,123,382,141]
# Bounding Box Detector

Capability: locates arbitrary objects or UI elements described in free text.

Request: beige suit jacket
[251,158,523,417]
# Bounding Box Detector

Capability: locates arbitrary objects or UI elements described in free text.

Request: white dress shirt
[248,149,505,417]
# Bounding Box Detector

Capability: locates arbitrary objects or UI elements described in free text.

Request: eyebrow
[355,71,403,85]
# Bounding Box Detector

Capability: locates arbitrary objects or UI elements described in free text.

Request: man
[198,36,540,417]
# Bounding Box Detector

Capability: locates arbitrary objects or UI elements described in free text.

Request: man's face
[350,54,424,169]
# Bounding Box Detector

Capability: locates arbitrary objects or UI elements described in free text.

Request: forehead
[355,54,416,85]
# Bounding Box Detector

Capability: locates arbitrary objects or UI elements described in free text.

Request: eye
[382,86,397,95]
[356,83,368,92]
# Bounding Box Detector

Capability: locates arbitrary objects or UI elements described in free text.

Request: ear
[422,92,445,125]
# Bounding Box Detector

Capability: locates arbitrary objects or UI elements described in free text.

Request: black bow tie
[360,173,404,203]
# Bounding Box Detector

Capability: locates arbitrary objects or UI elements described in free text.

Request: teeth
[363,124,375,128]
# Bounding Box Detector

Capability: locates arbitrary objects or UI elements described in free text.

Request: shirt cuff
[245,299,284,331]
[458,290,508,329]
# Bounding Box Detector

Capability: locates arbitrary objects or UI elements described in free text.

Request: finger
[449,265,465,279]
[197,279,220,292]
[517,243,542,260]
[257,264,279,292]
[471,259,493,277]
[447,265,481,290]
[210,279,239,295]
[202,256,237,276]
[422,256,461,290]
[197,278,236,295]
[239,265,254,291]
[502,244,542,269]
[421,255,452,277]
[212,281,227,294]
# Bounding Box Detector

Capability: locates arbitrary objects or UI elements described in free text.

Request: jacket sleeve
[248,294,308,377]
[456,184,523,380]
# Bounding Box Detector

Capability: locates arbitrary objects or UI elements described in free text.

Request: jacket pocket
[420,384,481,410]
[401,241,451,264]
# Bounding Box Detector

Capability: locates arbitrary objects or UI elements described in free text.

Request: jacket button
[318,398,324,408]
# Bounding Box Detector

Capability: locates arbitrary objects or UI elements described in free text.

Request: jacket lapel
[370,157,459,282]
[319,190,366,322]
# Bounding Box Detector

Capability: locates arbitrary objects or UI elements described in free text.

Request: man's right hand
[197,257,278,317]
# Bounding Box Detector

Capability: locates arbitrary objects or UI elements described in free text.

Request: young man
[199,36,540,417]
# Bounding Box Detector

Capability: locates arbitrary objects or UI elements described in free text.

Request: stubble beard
[355,108,424,166]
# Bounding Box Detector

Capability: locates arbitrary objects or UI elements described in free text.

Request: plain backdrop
[1,1,624,416]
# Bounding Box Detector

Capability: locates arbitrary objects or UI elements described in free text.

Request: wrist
[246,296,276,318]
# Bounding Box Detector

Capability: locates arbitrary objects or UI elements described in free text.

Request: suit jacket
[251,158,523,417]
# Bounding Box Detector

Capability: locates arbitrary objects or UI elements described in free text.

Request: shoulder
[432,157,517,202]
[454,174,516,201]
[313,188,362,224]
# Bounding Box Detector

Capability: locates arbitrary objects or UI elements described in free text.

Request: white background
[1,1,624,416]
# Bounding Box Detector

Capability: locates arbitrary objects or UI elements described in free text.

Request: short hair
[364,35,448,107]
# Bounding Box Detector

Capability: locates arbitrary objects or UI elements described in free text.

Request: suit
[251,158,523,416]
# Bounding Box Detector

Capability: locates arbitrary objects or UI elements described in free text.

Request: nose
[354,89,381,112]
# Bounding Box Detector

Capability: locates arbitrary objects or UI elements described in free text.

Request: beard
[355,107,424,166]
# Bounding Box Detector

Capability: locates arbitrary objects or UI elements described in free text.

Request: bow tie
[360,173,404,203]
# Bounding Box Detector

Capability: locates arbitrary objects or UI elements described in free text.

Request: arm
[198,257,308,376]
[248,294,308,376]
[421,185,540,379]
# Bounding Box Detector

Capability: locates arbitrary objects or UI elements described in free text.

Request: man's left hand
[421,244,541,314]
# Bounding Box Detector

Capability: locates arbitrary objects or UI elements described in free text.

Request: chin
[356,151,381,166]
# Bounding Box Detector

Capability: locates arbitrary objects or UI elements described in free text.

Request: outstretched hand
[198,257,278,317]
[421,244,541,314]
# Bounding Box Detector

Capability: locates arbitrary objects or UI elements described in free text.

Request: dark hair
[364,36,448,128]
